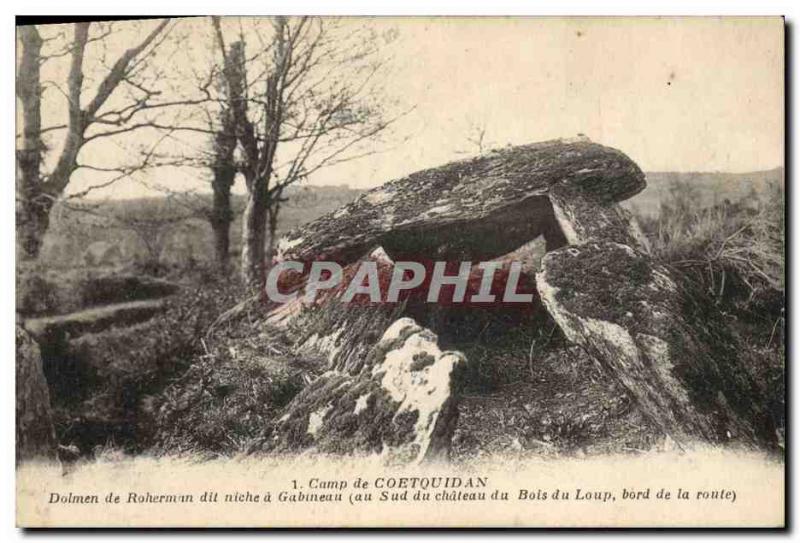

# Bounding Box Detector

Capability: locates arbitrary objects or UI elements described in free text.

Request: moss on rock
[538,241,777,448]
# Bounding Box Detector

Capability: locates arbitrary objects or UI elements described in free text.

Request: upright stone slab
[537,242,776,448]
[16,325,58,463]
[269,318,466,463]
[266,249,468,462]
[548,184,650,250]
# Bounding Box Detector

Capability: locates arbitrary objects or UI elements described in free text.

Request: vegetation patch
[41,276,243,457]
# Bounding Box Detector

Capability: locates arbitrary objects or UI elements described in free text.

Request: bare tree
[208,90,238,267]
[456,117,492,155]
[109,196,192,274]
[140,31,242,270]
[467,121,489,154]
[211,16,398,288]
[16,20,173,260]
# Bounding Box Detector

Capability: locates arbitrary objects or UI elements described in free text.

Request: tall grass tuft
[640,177,784,319]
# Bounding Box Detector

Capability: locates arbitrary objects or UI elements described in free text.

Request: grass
[640,178,784,313]
[43,269,247,457]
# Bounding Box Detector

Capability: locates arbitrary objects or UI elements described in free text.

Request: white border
[3,2,795,541]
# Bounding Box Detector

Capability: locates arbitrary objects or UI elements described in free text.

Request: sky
[22,16,784,200]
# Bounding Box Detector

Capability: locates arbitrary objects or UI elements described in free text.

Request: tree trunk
[17,194,54,260]
[17,24,88,260]
[16,25,46,260]
[241,184,268,289]
[264,194,283,274]
[265,210,278,272]
[209,138,236,267]
[213,23,284,289]
[16,21,168,261]
[211,212,232,267]
[209,178,235,265]
[210,128,236,267]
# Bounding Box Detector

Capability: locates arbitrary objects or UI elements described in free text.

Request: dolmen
[263,137,777,462]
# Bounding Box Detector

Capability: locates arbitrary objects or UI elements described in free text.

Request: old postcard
[15,16,785,528]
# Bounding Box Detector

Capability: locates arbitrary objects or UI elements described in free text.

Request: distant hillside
[624,168,784,217]
[37,169,783,269]
[39,184,363,269]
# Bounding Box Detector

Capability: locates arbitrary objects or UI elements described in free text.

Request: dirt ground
[449,330,663,464]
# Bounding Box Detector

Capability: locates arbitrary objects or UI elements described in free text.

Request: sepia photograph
[13,12,786,528]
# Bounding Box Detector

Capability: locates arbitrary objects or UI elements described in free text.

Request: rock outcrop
[270,318,465,463]
[266,249,467,462]
[16,325,58,463]
[267,136,776,459]
[285,248,404,373]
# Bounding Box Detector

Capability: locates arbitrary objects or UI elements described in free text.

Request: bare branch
[84,19,171,120]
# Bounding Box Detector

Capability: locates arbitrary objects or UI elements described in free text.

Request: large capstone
[277,137,645,265]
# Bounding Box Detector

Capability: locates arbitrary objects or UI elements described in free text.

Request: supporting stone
[269,318,466,463]
[537,241,776,448]
[548,184,650,250]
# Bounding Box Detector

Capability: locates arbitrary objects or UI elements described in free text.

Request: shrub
[17,271,62,316]
[641,178,784,316]
[78,274,179,308]
[49,275,244,455]
[143,344,306,457]
[16,262,71,317]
